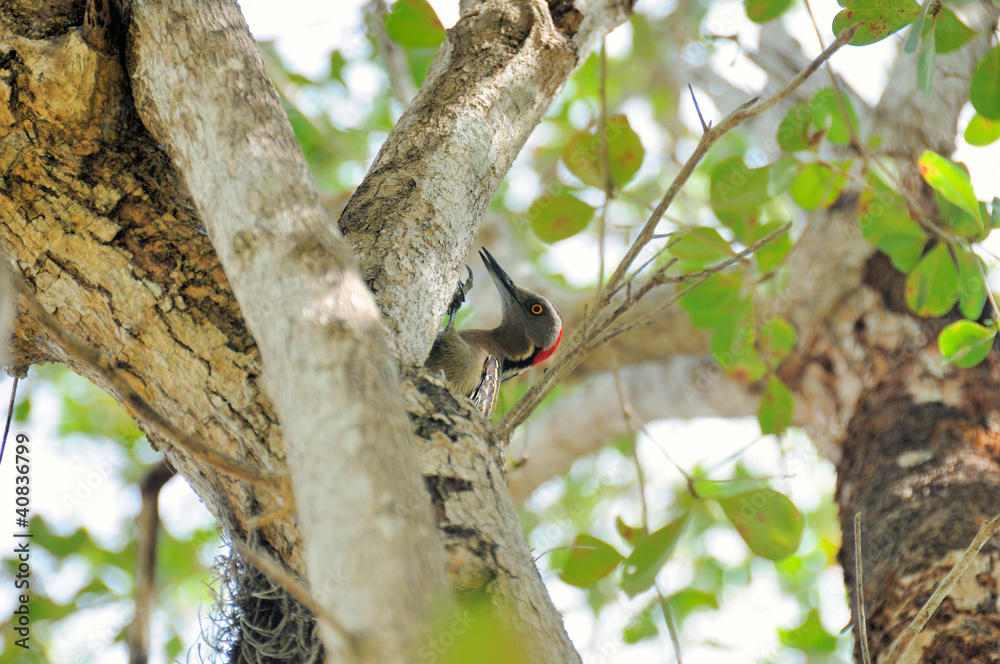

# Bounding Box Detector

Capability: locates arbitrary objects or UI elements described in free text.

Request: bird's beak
[480,248,519,305]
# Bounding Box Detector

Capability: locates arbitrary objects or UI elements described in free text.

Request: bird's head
[480,247,563,366]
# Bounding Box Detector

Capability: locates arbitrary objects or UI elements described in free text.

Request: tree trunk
[5,0,1000,661]
[829,6,1000,658]
[0,0,630,662]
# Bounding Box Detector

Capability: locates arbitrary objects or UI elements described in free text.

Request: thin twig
[973,249,1000,321]
[883,513,1000,664]
[803,0,866,156]
[611,354,683,663]
[501,26,856,436]
[854,513,872,664]
[600,223,791,344]
[12,272,286,491]
[704,434,766,475]
[532,544,600,562]
[620,234,686,295]
[609,354,650,525]
[688,84,709,132]
[372,0,416,107]
[0,377,18,466]
[130,460,175,664]
[597,40,612,296]
[657,585,684,664]
[499,222,791,436]
[599,25,858,305]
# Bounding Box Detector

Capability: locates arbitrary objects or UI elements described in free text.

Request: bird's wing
[470,354,501,417]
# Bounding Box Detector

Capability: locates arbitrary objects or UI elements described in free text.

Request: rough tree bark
[340,0,634,363]
[823,4,1000,659]
[0,0,631,662]
[491,3,1000,662]
[4,0,1000,661]
[126,0,451,660]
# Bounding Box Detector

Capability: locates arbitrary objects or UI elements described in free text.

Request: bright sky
[239,0,998,199]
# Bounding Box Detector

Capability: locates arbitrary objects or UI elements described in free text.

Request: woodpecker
[426,248,563,416]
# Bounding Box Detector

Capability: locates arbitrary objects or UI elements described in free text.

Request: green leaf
[285,71,318,87]
[858,175,928,272]
[562,115,645,189]
[616,515,646,547]
[14,397,30,422]
[964,113,1000,147]
[29,517,92,559]
[971,45,1000,120]
[779,608,839,654]
[166,635,184,660]
[918,151,983,230]
[679,273,743,329]
[709,157,771,224]
[665,588,719,621]
[329,51,347,83]
[670,227,735,267]
[790,163,847,210]
[428,594,529,663]
[758,316,797,366]
[606,115,646,187]
[384,0,446,49]
[404,47,439,88]
[939,320,996,368]
[750,221,793,275]
[716,489,804,561]
[916,24,935,99]
[527,189,596,243]
[622,513,690,597]
[905,243,959,317]
[954,249,988,320]
[58,372,145,444]
[936,192,985,241]
[768,155,800,196]
[558,534,625,588]
[832,0,921,46]
[777,104,813,152]
[811,89,858,145]
[730,349,769,383]
[932,8,977,54]
[903,0,933,54]
[710,299,759,375]
[758,375,794,436]
[993,197,1000,229]
[745,0,794,23]
[623,604,659,643]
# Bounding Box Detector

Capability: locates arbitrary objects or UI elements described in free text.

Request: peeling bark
[838,349,1000,662]
[0,16,298,566]
[405,369,580,661]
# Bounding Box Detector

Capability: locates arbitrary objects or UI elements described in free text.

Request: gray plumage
[426,248,563,415]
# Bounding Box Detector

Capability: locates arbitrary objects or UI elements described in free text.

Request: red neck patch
[532,327,563,366]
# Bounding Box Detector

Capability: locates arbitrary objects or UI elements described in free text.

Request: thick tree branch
[1,9,305,580]
[0,4,592,660]
[127,1,449,659]
[340,0,634,365]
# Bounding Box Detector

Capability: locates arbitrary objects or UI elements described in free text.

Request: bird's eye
[531,303,544,315]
